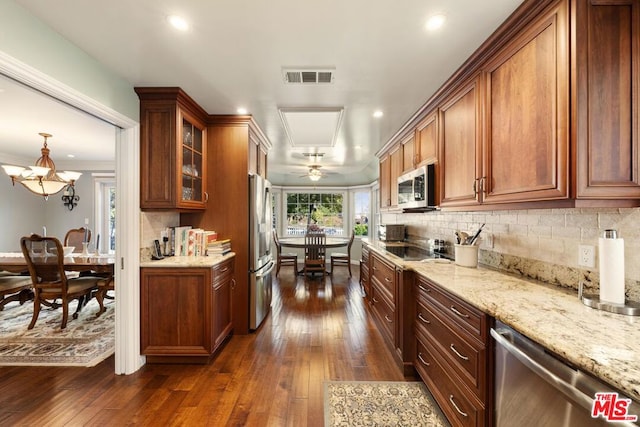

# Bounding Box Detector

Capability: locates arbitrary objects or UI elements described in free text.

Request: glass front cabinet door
[179,110,206,208]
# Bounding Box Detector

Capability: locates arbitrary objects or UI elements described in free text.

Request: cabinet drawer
[371,283,395,344]
[416,277,485,340]
[416,300,486,401]
[212,258,234,284]
[371,254,395,299]
[415,331,484,427]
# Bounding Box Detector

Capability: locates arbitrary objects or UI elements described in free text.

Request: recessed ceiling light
[373,110,384,118]
[167,15,189,31]
[237,107,248,115]
[67,154,75,158]
[425,14,446,31]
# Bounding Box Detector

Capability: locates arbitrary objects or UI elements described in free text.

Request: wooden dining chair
[0,272,33,311]
[303,233,326,276]
[331,231,355,277]
[273,229,298,277]
[20,234,105,329]
[64,227,91,252]
[95,276,114,317]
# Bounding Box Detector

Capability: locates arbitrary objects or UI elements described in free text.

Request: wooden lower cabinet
[360,245,370,299]
[367,249,415,375]
[414,275,492,426]
[140,257,235,363]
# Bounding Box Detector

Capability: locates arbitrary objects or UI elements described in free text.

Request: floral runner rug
[0,297,114,367]
[324,380,449,426]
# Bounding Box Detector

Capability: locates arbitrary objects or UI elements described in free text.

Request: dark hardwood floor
[0,267,412,426]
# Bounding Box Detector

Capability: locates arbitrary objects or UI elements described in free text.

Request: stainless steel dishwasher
[492,321,639,427]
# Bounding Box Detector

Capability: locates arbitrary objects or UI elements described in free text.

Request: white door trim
[0,51,144,374]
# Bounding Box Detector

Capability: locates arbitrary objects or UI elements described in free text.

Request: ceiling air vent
[283,68,335,84]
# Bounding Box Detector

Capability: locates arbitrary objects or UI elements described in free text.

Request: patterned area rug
[324,381,449,427]
[0,297,114,367]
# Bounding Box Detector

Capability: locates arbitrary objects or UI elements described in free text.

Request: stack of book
[166,226,220,257]
[207,239,231,256]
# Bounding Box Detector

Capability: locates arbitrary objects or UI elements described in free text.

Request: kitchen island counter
[364,240,640,403]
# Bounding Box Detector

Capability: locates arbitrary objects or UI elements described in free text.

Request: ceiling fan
[300,165,328,181]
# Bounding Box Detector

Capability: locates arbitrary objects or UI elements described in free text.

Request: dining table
[0,252,116,276]
[277,237,350,275]
[277,237,350,250]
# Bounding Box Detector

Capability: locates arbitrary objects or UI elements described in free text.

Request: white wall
[0,169,112,251]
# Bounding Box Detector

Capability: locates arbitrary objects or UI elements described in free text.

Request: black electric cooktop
[380,243,452,261]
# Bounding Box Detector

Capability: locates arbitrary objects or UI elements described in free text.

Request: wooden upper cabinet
[258,146,268,179]
[416,112,438,166]
[390,147,402,207]
[379,156,391,208]
[136,88,208,211]
[483,0,569,204]
[401,134,416,174]
[575,0,640,199]
[439,77,482,207]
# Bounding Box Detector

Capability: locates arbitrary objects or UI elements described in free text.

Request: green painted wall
[0,1,138,121]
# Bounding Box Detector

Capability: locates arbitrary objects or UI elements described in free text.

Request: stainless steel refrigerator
[248,174,275,330]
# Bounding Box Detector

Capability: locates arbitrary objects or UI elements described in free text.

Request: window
[286,192,344,235]
[354,191,370,236]
[94,177,116,253]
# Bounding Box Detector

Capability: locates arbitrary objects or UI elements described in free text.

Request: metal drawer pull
[385,315,393,323]
[372,297,379,303]
[418,284,430,292]
[417,353,430,367]
[450,344,469,360]
[384,277,392,282]
[219,267,229,273]
[450,306,469,318]
[418,313,430,324]
[449,395,468,417]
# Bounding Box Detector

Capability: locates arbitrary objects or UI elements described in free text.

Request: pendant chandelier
[2,132,81,200]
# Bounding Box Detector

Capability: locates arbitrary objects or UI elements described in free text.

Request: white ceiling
[6,0,525,185]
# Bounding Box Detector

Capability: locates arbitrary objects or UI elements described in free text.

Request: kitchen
[1,0,640,425]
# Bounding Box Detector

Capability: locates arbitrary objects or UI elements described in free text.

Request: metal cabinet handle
[231,278,236,290]
[418,284,430,292]
[449,395,468,418]
[450,306,469,318]
[204,191,209,202]
[384,277,392,283]
[450,344,469,361]
[384,315,393,323]
[472,178,479,196]
[417,353,430,367]
[418,313,430,324]
[372,297,379,303]
[219,267,229,273]
[480,176,487,195]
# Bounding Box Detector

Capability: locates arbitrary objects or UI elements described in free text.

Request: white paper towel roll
[599,236,625,304]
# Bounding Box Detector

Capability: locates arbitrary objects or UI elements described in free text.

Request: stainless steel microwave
[397,164,436,209]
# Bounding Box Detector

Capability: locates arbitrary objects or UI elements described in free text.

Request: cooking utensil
[468,223,485,245]
[457,231,469,245]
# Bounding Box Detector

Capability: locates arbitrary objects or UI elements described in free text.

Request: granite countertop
[140,252,235,268]
[364,241,640,403]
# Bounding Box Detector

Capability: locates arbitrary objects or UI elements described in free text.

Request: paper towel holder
[579,281,640,316]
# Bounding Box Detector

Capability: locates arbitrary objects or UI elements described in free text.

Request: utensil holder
[454,244,478,268]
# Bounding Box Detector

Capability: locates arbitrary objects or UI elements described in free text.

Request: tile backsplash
[381,207,640,301]
[140,212,180,261]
